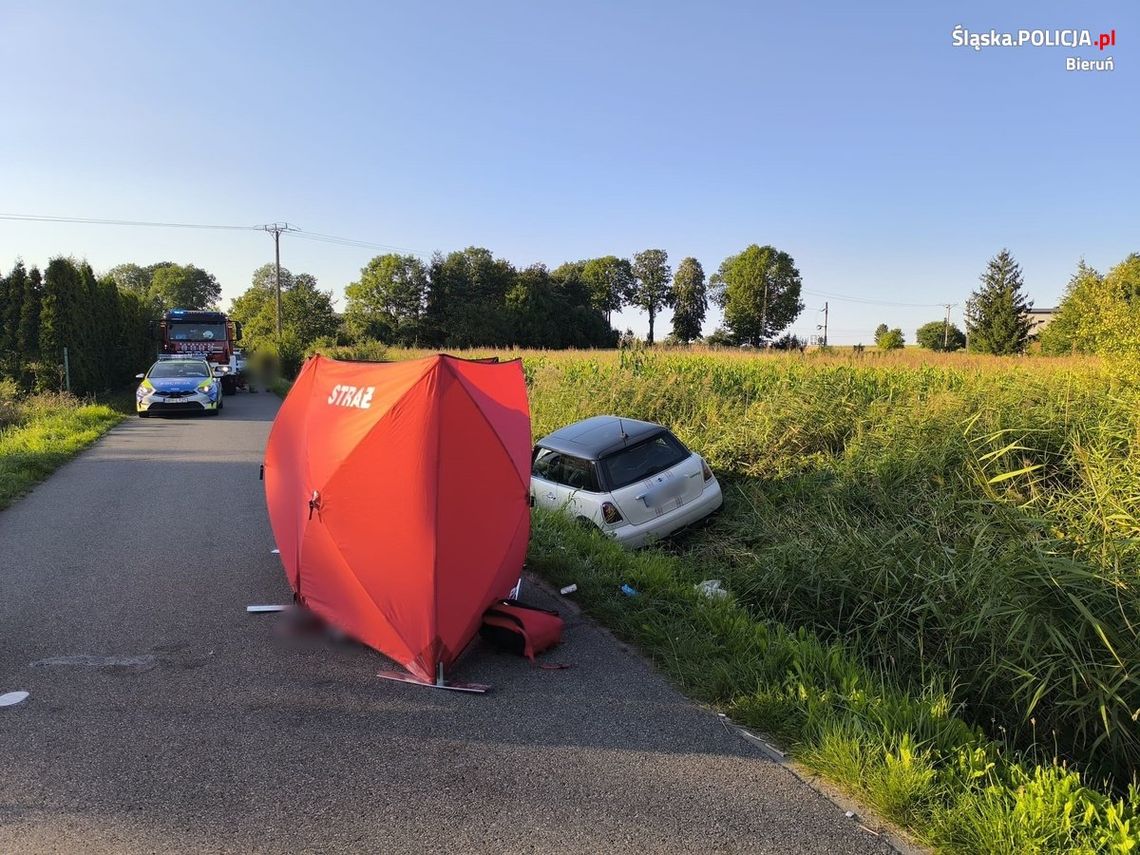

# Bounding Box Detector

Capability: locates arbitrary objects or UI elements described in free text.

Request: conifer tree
[965,249,1032,354]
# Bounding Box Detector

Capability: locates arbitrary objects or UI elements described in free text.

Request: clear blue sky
[2,1,1136,343]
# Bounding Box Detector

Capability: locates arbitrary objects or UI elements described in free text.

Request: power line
[290,231,429,256]
[0,213,260,231]
[800,287,948,309]
[0,211,429,257]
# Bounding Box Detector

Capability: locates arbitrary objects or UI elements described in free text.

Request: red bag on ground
[481,601,564,660]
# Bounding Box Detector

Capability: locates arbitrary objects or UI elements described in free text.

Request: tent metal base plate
[376,670,489,693]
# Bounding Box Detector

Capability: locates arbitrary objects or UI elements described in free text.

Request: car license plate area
[640,476,686,515]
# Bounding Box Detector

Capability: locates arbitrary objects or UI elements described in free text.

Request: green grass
[272,344,1140,848]
[267,376,293,397]
[529,511,1140,853]
[0,392,123,510]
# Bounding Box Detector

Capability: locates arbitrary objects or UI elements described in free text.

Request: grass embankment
[0,383,122,510]
[531,512,1137,853]
[296,345,1140,849]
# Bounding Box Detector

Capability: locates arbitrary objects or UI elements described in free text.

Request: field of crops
[348,345,1140,850]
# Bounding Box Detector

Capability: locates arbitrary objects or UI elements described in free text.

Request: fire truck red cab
[151,309,244,395]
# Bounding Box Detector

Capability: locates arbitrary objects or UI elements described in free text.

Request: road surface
[0,391,898,854]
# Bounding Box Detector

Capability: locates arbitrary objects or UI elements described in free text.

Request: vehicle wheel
[206,407,221,417]
[137,411,149,418]
[575,516,598,531]
[222,376,237,396]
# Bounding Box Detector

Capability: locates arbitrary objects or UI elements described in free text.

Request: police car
[136,357,223,417]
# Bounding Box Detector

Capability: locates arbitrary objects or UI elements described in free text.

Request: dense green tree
[1,261,26,364]
[916,319,965,351]
[105,263,151,297]
[704,327,737,347]
[149,263,221,310]
[344,254,428,345]
[549,262,594,310]
[38,259,83,389]
[670,257,707,343]
[771,332,805,350]
[1038,257,1140,356]
[711,245,804,346]
[424,247,515,347]
[580,256,634,320]
[228,265,338,368]
[876,327,905,350]
[18,267,42,360]
[249,262,296,294]
[507,264,564,347]
[286,274,339,346]
[965,249,1032,355]
[631,249,672,345]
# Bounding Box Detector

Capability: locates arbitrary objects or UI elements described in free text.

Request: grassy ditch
[528,511,1139,853]
[0,384,122,510]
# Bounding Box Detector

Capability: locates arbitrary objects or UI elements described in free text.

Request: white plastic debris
[560,584,578,595]
[0,691,30,707]
[845,810,856,819]
[270,548,280,555]
[695,579,729,599]
[246,605,287,613]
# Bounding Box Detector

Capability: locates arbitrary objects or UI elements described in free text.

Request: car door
[531,448,598,519]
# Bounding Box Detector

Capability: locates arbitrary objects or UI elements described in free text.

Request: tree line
[336,243,804,349]
[901,249,1139,357]
[2,241,813,388]
[0,258,154,394]
[225,243,807,374]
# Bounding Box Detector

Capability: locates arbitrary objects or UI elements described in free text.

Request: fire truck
[150,309,245,395]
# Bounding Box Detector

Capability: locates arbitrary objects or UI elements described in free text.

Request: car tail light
[601,502,623,524]
[702,460,714,482]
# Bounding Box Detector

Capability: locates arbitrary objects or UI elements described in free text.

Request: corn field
[342,345,1140,790]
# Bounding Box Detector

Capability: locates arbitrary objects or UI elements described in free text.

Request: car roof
[536,416,668,460]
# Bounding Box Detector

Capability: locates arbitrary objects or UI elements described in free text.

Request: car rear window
[601,432,690,490]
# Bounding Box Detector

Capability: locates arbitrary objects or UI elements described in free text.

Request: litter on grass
[695,579,729,599]
[620,584,639,597]
[560,584,578,595]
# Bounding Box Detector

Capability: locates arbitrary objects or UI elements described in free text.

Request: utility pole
[258,223,299,346]
[822,301,829,347]
[942,303,954,350]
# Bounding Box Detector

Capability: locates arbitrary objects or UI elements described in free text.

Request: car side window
[558,455,600,492]
[532,449,562,481]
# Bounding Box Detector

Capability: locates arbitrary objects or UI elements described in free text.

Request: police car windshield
[149,362,210,379]
[169,323,226,342]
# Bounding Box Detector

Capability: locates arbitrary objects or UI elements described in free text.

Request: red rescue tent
[263,354,532,685]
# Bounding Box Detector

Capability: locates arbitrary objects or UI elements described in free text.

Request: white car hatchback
[531,416,723,548]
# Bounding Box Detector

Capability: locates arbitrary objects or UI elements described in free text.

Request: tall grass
[290,345,1140,844]
[529,510,1140,853]
[464,349,1137,784]
[0,382,122,509]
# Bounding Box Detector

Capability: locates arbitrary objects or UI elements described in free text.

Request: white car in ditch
[531,416,723,548]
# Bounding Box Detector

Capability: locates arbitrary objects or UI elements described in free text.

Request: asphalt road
[0,391,898,854]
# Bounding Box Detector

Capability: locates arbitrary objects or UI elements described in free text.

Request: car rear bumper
[608,479,723,548]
